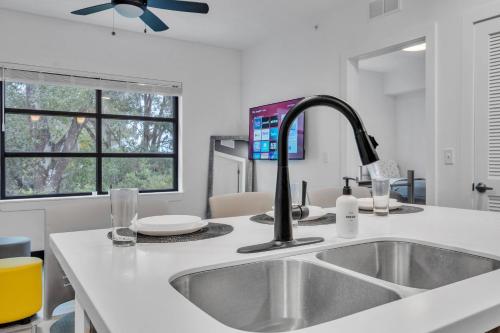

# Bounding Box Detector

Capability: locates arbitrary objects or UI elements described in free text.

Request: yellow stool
[0,257,42,324]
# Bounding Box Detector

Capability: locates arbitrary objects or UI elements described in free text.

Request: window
[0,69,180,199]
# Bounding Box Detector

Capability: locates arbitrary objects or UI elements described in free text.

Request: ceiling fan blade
[140,9,169,32]
[71,3,114,15]
[147,0,209,14]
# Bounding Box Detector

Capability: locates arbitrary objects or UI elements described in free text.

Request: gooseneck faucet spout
[238,95,379,254]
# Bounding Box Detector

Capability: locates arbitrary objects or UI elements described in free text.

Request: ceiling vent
[369,0,400,19]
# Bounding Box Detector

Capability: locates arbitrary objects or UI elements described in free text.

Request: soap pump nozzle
[342,177,356,195]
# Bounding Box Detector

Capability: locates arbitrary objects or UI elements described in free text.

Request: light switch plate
[444,148,455,165]
[322,152,329,164]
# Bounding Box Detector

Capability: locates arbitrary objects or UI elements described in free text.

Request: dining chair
[209,192,274,218]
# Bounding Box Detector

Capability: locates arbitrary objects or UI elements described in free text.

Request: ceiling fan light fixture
[71,0,208,32]
[115,3,144,18]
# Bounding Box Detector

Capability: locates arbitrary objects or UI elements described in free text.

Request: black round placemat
[250,213,336,226]
[106,223,233,243]
[359,205,424,214]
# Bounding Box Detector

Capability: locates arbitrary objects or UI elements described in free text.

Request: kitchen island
[51,205,500,333]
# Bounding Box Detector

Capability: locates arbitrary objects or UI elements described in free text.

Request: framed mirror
[206,136,254,217]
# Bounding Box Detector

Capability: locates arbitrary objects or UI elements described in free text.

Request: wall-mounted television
[249,98,305,160]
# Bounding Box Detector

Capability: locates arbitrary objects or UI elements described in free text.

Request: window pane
[5,114,96,153]
[5,82,96,113]
[102,119,174,153]
[102,158,173,191]
[5,158,96,197]
[102,91,175,118]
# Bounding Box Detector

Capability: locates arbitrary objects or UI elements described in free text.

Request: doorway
[345,39,431,204]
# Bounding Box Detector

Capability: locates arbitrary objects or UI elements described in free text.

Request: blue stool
[0,237,31,259]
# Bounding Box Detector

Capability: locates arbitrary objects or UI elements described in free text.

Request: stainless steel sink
[171,259,400,332]
[317,241,500,290]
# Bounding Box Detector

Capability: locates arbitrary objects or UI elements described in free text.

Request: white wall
[241,0,495,208]
[384,62,425,96]
[0,9,241,247]
[242,31,342,193]
[358,70,397,164]
[395,90,427,178]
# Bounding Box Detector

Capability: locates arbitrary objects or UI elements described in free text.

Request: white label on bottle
[346,211,357,221]
[345,210,358,234]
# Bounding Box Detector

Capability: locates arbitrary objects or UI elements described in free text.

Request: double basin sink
[171,241,500,332]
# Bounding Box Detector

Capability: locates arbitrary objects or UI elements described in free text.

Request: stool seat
[0,257,42,325]
[50,313,75,333]
[0,237,31,259]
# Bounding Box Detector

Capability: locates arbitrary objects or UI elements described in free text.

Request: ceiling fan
[71,0,209,32]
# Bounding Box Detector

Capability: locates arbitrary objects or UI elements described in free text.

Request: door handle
[475,183,494,193]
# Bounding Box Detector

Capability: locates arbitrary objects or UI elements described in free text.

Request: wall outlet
[444,148,455,165]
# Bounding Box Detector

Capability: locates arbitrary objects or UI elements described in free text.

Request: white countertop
[51,205,500,333]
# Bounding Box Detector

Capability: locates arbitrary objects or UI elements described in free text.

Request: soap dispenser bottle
[336,177,359,238]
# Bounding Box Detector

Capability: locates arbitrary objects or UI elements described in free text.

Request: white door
[212,152,246,196]
[474,17,500,211]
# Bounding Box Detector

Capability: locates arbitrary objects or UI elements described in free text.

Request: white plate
[130,215,207,236]
[266,206,327,221]
[357,198,403,211]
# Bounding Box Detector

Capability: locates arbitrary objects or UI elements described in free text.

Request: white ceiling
[0,0,350,50]
[359,49,425,74]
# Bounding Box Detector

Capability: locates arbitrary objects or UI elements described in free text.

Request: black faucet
[238,95,379,254]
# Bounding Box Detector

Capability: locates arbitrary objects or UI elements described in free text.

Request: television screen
[249,98,305,160]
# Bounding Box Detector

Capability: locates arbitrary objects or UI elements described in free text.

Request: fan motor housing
[112,0,147,17]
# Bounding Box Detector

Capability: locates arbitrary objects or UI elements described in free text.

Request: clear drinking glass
[372,178,390,216]
[110,188,139,247]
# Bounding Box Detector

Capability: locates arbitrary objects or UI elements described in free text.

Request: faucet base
[237,237,324,254]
